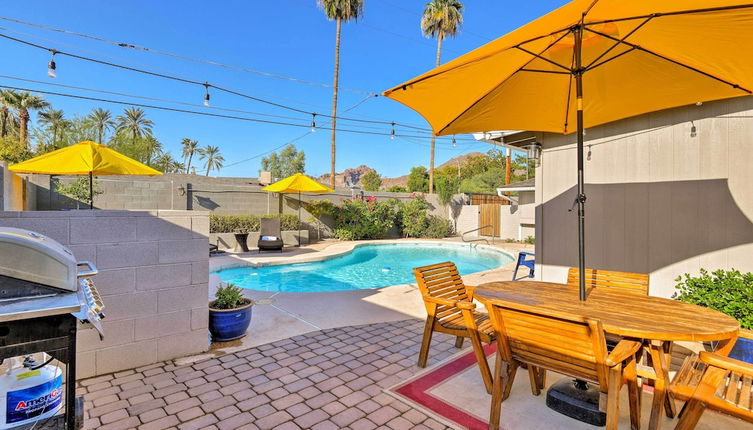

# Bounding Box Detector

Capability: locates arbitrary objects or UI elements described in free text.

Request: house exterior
[498,95,753,298]
[496,178,535,241]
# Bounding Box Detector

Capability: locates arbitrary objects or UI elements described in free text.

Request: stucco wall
[535,96,753,298]
[500,190,536,241]
[454,205,480,236]
[0,210,210,378]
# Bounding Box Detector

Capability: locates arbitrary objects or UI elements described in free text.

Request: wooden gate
[479,204,501,237]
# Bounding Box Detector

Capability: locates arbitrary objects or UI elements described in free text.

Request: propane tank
[0,355,62,429]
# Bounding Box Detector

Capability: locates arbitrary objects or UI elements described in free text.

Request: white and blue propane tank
[0,355,62,429]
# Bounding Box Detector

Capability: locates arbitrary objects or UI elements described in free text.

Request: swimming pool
[215,243,513,292]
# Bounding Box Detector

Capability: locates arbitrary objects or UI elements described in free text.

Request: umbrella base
[546,379,606,427]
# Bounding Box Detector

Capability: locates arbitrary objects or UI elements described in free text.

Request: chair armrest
[465,285,476,300]
[740,329,753,341]
[423,296,476,310]
[605,340,642,367]
[699,351,753,378]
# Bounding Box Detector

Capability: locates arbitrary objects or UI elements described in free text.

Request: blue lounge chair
[512,252,535,280]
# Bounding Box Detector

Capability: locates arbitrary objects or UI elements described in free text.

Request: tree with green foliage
[387,185,407,193]
[5,91,48,147]
[434,174,458,206]
[200,145,224,176]
[421,0,463,193]
[260,144,305,179]
[87,108,115,145]
[0,137,31,163]
[54,176,104,209]
[407,166,429,192]
[37,109,69,150]
[361,170,382,191]
[116,107,153,145]
[317,0,364,188]
[457,168,505,194]
[180,138,200,174]
[0,90,19,138]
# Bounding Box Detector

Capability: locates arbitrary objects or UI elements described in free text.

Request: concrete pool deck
[193,238,533,362]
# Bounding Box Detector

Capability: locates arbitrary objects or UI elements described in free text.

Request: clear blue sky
[0,0,567,178]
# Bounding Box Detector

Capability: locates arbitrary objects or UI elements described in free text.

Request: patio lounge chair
[485,302,642,430]
[670,330,753,430]
[258,217,284,253]
[413,261,495,394]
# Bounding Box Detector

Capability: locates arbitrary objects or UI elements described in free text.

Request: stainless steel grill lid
[0,227,77,292]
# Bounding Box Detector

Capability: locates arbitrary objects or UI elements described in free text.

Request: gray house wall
[534,96,753,298]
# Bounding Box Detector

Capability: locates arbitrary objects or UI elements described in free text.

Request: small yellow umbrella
[263,173,334,245]
[9,141,162,209]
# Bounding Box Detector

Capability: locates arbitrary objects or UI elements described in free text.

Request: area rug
[386,345,748,430]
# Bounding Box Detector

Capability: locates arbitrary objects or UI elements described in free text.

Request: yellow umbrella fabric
[262,173,333,194]
[8,141,162,176]
[384,0,753,136]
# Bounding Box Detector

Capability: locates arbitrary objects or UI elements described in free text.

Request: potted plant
[209,283,254,342]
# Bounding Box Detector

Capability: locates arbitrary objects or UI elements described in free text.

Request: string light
[452,136,457,147]
[310,113,316,132]
[203,82,210,107]
[390,122,395,140]
[47,50,57,78]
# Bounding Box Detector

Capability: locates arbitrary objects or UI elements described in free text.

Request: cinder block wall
[0,210,210,378]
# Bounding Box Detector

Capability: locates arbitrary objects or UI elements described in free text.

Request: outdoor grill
[0,227,105,429]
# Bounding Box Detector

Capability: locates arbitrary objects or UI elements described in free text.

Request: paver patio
[78,319,460,430]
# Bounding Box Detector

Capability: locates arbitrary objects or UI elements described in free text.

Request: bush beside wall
[209,214,299,233]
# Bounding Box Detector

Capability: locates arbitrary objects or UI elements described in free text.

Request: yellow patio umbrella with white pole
[384,0,753,301]
[9,141,162,209]
[262,173,334,245]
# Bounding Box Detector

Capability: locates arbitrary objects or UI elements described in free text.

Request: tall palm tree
[115,107,153,145]
[200,145,224,176]
[180,138,199,174]
[318,0,364,189]
[421,0,463,193]
[38,108,69,149]
[87,108,116,144]
[142,136,163,165]
[0,90,19,138]
[5,91,48,147]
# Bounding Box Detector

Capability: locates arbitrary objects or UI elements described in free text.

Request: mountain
[318,152,487,190]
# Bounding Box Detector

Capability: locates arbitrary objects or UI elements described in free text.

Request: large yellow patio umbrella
[384,0,753,301]
[9,141,162,209]
[262,173,334,245]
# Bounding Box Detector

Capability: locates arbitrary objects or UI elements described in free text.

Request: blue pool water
[216,243,512,292]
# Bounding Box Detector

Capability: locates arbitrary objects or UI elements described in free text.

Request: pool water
[216,243,512,293]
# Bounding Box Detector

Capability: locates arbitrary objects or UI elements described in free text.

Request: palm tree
[5,91,48,147]
[0,90,19,138]
[116,107,153,145]
[200,145,224,176]
[142,136,163,165]
[421,0,463,193]
[180,138,199,174]
[318,0,364,189]
[38,108,69,149]
[87,108,115,144]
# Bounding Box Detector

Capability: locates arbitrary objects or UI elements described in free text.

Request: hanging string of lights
[0,15,378,96]
[0,31,435,133]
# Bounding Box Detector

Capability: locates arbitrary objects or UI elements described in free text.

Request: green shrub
[209,214,298,233]
[210,283,252,310]
[332,197,398,240]
[398,195,429,238]
[422,216,453,238]
[674,269,753,330]
[524,236,535,245]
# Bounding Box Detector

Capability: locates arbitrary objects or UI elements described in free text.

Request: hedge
[209,214,299,233]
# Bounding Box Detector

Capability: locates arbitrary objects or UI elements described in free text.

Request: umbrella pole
[575,24,586,302]
[297,191,301,247]
[89,171,94,210]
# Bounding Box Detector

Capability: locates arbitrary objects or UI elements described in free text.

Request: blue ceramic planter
[730,336,753,364]
[209,300,253,342]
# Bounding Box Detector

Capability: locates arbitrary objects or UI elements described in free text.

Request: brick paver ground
[78,319,462,430]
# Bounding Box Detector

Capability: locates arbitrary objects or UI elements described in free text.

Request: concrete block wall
[0,210,210,378]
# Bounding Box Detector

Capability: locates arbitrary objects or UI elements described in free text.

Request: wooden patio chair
[567,267,650,295]
[670,330,753,430]
[413,261,495,393]
[485,302,642,430]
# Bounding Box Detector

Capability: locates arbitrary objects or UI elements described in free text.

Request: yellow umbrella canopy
[9,141,162,209]
[384,0,753,302]
[384,0,753,135]
[9,141,162,176]
[262,173,333,194]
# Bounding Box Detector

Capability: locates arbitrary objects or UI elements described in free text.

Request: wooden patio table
[473,281,740,430]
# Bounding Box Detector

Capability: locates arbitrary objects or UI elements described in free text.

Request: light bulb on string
[203,83,210,107]
[390,122,395,140]
[452,136,457,147]
[310,113,317,132]
[47,50,57,78]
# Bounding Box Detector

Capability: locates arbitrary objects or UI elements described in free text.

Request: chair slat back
[413,262,469,319]
[488,303,609,388]
[567,268,649,295]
